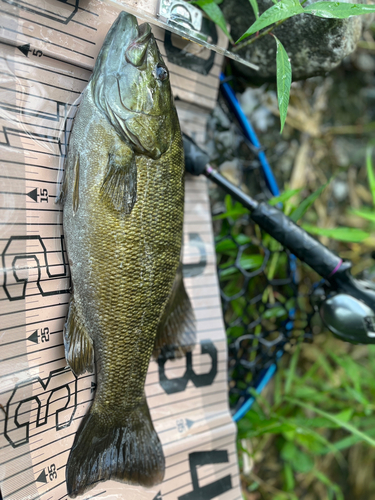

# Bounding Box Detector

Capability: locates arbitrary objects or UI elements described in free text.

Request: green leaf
[219,254,264,278]
[193,0,233,42]
[290,181,330,222]
[302,224,370,242]
[304,1,375,19]
[212,207,249,220]
[285,397,375,448]
[268,188,302,206]
[283,462,295,491]
[216,235,252,253]
[239,418,297,438]
[312,470,344,500]
[241,254,264,270]
[249,0,259,18]
[349,208,375,223]
[366,146,375,207]
[281,443,315,473]
[236,0,304,42]
[262,306,287,319]
[273,36,292,133]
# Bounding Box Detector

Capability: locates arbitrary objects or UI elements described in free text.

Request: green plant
[238,340,375,499]
[214,149,375,498]
[301,146,375,244]
[190,0,375,132]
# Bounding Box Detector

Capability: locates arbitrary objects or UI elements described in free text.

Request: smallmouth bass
[60,12,195,497]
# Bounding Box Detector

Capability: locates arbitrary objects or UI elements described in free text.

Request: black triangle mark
[91,382,97,393]
[152,492,162,500]
[18,43,30,57]
[27,188,38,202]
[185,419,194,429]
[27,330,38,344]
[36,469,47,483]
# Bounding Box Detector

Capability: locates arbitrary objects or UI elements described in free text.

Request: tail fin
[66,399,164,498]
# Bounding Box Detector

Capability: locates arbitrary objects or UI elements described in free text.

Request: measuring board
[0,2,241,499]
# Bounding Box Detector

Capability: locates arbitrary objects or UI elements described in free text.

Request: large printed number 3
[158,341,217,395]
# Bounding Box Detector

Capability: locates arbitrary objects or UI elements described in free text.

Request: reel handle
[250,203,342,280]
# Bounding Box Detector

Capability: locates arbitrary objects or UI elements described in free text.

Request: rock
[353,52,375,73]
[332,178,349,201]
[221,0,370,82]
[239,87,274,131]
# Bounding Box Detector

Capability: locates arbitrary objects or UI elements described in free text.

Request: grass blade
[349,208,375,222]
[268,188,302,206]
[248,0,259,18]
[273,35,291,133]
[302,225,370,242]
[366,146,375,207]
[290,181,330,222]
[285,397,375,448]
[285,344,300,395]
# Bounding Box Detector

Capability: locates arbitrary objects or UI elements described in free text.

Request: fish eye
[155,64,168,82]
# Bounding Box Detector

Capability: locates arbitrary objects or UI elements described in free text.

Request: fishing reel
[311,264,375,344]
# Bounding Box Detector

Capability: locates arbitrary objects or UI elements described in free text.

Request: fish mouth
[125,22,152,67]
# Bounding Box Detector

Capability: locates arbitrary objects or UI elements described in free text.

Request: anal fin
[64,296,94,377]
[153,264,196,359]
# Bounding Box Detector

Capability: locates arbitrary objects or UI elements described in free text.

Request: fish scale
[65,86,184,407]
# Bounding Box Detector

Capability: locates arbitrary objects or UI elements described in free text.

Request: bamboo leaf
[236,0,304,42]
[304,1,375,18]
[193,0,233,42]
[302,224,370,242]
[274,36,292,133]
[290,181,329,222]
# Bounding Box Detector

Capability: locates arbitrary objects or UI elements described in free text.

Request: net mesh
[208,91,312,414]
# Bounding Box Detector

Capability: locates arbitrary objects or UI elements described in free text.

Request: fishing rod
[183,132,375,348]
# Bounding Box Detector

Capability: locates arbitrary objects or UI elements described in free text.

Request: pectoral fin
[153,264,196,359]
[100,144,137,214]
[64,296,94,377]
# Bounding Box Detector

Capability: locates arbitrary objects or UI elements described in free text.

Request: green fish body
[60,12,195,498]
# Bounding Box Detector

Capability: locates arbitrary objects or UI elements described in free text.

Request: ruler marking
[0,356,66,380]
[0,70,83,95]
[70,18,98,31]
[163,462,237,495]
[2,342,64,363]
[0,22,95,59]
[1,9,96,45]
[1,302,69,318]
[0,55,90,83]
[0,86,80,104]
